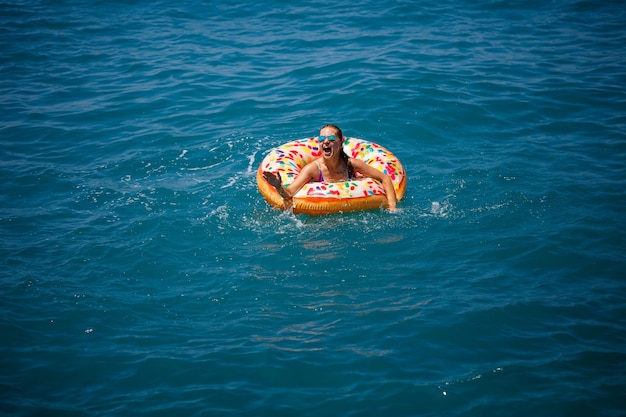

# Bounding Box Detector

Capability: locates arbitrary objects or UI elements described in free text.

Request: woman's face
[319,126,342,159]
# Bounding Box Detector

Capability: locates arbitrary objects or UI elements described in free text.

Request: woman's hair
[322,123,343,141]
[322,124,353,179]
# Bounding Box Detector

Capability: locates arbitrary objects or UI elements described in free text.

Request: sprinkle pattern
[259,137,406,200]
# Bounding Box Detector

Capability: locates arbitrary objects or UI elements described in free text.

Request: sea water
[1,0,625,416]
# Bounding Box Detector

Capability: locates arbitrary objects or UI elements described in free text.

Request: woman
[262,124,398,211]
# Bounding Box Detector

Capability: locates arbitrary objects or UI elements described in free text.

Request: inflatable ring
[257,137,407,215]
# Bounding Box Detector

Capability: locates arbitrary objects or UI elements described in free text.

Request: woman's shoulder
[348,157,364,168]
[305,158,323,169]
[301,158,323,177]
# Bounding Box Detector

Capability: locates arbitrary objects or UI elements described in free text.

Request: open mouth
[322,144,333,158]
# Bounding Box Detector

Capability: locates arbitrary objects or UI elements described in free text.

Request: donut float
[256,137,406,215]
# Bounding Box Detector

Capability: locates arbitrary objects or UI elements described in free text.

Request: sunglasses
[318,135,338,142]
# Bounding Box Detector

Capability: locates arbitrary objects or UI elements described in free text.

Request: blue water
[2,0,626,415]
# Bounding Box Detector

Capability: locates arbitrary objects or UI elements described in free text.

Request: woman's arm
[262,161,320,202]
[350,158,397,211]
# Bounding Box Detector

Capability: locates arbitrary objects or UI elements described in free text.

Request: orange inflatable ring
[257,137,407,215]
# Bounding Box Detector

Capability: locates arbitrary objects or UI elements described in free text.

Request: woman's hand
[263,171,292,203]
[262,171,282,189]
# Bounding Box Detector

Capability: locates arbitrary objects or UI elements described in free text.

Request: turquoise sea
[2,0,625,415]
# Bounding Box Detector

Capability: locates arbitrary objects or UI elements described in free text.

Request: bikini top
[316,160,352,182]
